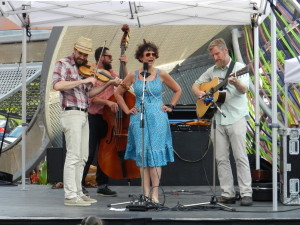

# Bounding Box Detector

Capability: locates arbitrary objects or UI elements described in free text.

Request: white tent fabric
[2,0,279,209]
[1,0,264,27]
[284,56,300,83]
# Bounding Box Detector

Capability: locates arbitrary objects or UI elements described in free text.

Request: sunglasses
[145,52,157,58]
[103,55,112,59]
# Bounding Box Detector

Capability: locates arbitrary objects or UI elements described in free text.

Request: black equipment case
[279,128,300,205]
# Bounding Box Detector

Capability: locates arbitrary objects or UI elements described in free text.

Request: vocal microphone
[140,62,151,78]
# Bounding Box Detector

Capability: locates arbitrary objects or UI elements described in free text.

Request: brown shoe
[217,196,236,204]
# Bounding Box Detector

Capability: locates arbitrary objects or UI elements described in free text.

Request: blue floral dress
[124,69,174,167]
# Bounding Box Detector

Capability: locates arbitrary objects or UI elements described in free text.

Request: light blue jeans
[61,110,89,199]
[212,117,252,198]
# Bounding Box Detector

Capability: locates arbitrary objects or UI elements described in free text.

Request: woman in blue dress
[115,40,181,203]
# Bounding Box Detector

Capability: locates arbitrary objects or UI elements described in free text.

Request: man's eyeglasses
[104,55,112,59]
[145,52,157,58]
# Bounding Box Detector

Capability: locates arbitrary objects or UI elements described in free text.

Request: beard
[215,58,226,68]
[74,57,88,67]
[103,61,112,70]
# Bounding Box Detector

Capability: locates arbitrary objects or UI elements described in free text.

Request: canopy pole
[287,0,300,14]
[284,84,288,128]
[21,26,27,191]
[270,0,278,211]
[254,23,261,170]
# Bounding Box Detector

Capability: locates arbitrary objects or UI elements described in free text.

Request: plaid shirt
[52,55,92,109]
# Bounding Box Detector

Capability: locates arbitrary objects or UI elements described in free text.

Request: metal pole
[284,84,288,128]
[254,23,261,170]
[21,26,27,190]
[271,0,278,211]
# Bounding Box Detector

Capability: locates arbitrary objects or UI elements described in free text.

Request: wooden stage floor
[1,184,300,225]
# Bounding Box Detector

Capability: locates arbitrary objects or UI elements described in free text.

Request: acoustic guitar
[196,66,249,119]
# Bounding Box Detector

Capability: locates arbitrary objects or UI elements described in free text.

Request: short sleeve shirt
[52,55,92,109]
[88,69,118,115]
[195,59,249,125]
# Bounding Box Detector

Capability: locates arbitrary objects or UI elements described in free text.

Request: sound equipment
[0,171,15,185]
[161,123,237,186]
[252,182,280,201]
[47,147,66,183]
[167,104,198,124]
[161,124,213,186]
[279,128,300,205]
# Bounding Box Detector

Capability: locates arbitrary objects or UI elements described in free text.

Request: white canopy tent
[1,0,264,27]
[2,0,284,210]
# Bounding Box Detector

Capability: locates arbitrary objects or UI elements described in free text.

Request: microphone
[198,92,211,100]
[143,62,148,74]
[140,62,151,78]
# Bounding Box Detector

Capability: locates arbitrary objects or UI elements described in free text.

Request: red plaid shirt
[52,55,92,109]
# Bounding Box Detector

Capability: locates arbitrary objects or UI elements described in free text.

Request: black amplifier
[279,128,300,205]
[167,104,197,120]
[170,123,210,132]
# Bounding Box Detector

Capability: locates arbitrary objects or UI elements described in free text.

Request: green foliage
[0,115,21,125]
[38,160,48,185]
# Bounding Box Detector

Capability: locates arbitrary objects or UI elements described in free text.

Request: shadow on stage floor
[0,184,300,225]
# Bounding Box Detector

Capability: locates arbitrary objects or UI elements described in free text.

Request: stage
[1,184,300,225]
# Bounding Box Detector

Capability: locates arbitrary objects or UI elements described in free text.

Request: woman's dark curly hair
[135,39,159,62]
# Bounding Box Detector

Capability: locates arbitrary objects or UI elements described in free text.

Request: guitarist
[192,38,253,206]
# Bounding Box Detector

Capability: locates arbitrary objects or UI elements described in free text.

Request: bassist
[192,38,253,206]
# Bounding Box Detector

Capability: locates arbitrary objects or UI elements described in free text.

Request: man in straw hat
[53,36,121,206]
[81,46,127,197]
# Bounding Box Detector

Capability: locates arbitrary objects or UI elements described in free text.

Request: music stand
[183,96,235,212]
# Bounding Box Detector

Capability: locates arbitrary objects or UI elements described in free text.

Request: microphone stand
[139,66,147,198]
[183,94,235,212]
[108,67,154,211]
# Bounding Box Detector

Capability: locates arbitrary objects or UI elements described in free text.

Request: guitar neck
[211,66,248,93]
[212,79,228,93]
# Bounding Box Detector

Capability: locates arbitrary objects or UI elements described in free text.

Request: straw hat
[74,36,93,55]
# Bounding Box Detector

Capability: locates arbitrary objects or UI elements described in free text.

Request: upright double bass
[98,25,140,180]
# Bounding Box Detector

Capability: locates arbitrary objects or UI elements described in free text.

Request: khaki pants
[61,110,89,199]
[211,117,252,198]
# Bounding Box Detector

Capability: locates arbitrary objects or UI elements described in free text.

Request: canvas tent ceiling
[0,0,264,28]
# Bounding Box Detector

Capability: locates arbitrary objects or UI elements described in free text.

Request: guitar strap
[222,60,235,90]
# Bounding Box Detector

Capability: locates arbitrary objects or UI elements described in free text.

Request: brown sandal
[51,182,63,189]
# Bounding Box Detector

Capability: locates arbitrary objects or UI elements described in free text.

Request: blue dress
[124,69,174,167]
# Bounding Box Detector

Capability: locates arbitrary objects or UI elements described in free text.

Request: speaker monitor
[47,147,66,183]
[161,125,214,186]
[0,171,14,185]
[161,124,237,186]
